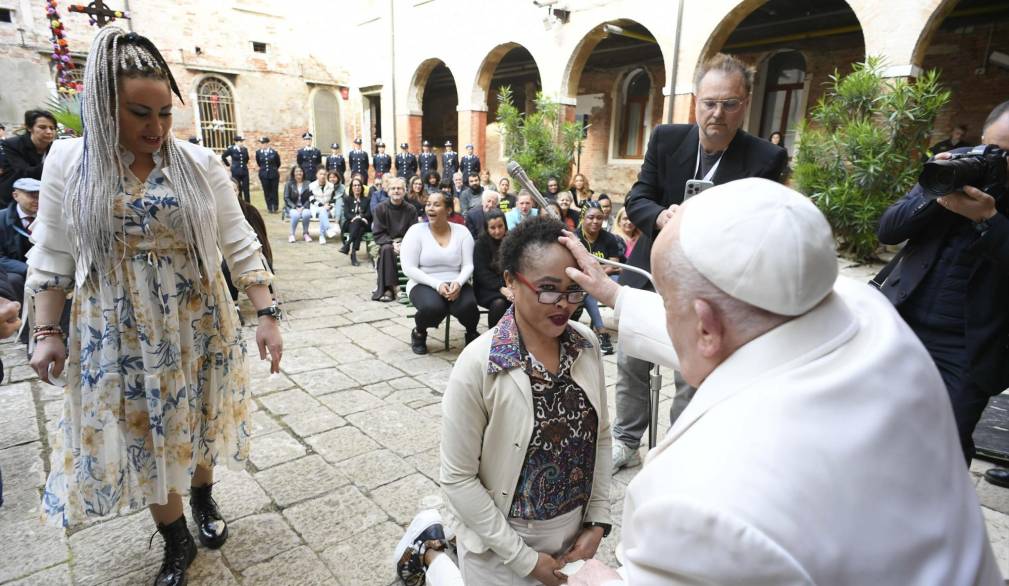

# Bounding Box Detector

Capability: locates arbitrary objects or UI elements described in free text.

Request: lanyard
[695,145,724,181]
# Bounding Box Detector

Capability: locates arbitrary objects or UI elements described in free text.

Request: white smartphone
[559,560,585,577]
[684,179,714,200]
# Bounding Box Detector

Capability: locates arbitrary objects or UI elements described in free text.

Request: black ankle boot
[190,484,228,549]
[464,330,480,345]
[153,515,196,586]
[339,242,350,254]
[351,250,360,267]
[411,328,428,355]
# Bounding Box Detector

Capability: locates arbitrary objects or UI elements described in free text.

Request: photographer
[877,101,1009,485]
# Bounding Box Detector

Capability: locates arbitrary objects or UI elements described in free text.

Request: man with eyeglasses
[612,53,788,474]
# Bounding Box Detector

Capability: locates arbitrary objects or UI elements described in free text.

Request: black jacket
[473,235,505,307]
[221,145,249,176]
[0,201,32,262]
[397,152,418,177]
[464,206,487,239]
[877,182,1009,396]
[0,134,50,207]
[297,147,322,179]
[256,148,281,180]
[622,124,787,289]
[284,181,311,209]
[342,195,372,230]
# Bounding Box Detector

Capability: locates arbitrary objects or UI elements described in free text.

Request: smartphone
[684,179,714,200]
[559,560,585,577]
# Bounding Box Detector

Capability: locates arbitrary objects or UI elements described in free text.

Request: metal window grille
[196,78,237,153]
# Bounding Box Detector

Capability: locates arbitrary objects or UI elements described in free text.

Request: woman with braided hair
[27,28,283,586]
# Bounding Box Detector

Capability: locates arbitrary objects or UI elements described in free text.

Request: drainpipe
[666,0,684,123]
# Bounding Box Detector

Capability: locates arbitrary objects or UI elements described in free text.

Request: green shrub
[793,58,949,261]
[496,86,582,190]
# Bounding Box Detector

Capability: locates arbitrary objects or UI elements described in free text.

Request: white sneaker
[288,234,296,243]
[612,441,641,474]
[319,234,327,245]
[393,509,447,584]
[303,233,312,242]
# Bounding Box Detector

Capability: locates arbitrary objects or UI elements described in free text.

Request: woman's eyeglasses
[513,272,587,305]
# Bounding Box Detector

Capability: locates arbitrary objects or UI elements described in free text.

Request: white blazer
[611,277,1003,585]
[27,137,267,288]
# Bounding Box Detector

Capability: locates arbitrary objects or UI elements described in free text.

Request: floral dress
[32,157,270,527]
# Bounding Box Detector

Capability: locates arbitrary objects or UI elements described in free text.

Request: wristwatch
[583,522,612,537]
[256,303,283,321]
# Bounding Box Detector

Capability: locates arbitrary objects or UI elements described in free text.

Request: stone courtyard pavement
[1,211,1008,585]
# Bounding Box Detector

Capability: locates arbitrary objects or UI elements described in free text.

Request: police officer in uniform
[418,139,438,178]
[297,132,322,183]
[326,143,346,184]
[255,136,281,213]
[460,143,481,180]
[221,135,250,202]
[348,137,370,184]
[373,139,392,179]
[442,140,459,180]
[396,142,418,178]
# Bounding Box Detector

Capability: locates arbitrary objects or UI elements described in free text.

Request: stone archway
[404,58,459,152]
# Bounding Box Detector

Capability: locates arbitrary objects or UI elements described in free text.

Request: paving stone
[222,513,303,571]
[417,403,443,420]
[282,486,387,552]
[8,364,36,383]
[249,410,281,436]
[240,545,337,586]
[363,381,397,399]
[384,387,442,408]
[248,429,306,470]
[337,448,415,490]
[69,511,161,585]
[983,507,1009,577]
[318,388,386,416]
[256,455,350,507]
[413,368,453,393]
[0,382,40,449]
[338,358,406,386]
[0,441,46,493]
[395,355,454,377]
[6,564,72,586]
[388,375,430,390]
[0,517,69,583]
[280,347,339,375]
[285,408,346,438]
[281,327,351,349]
[286,314,353,330]
[306,426,380,464]
[976,478,1009,515]
[251,372,295,396]
[213,467,273,521]
[290,367,358,396]
[346,307,399,324]
[258,388,322,416]
[347,403,440,457]
[320,521,402,586]
[405,446,442,482]
[0,487,44,524]
[104,549,237,586]
[317,342,373,364]
[370,473,442,524]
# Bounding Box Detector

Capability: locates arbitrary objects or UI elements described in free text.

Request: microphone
[506,160,558,218]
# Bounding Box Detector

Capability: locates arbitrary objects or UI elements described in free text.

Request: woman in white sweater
[400,190,479,354]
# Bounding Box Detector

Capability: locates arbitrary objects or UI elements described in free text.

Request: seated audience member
[0,110,56,206]
[341,176,371,266]
[425,170,442,194]
[0,268,21,382]
[569,173,594,210]
[497,177,517,213]
[556,191,580,231]
[222,177,275,306]
[597,194,614,232]
[372,177,417,302]
[308,168,335,244]
[408,175,428,217]
[438,180,466,225]
[558,179,1003,585]
[545,176,561,200]
[452,171,465,199]
[543,200,563,221]
[284,166,312,243]
[0,177,39,301]
[614,207,640,259]
[479,169,494,191]
[401,191,479,355]
[576,201,623,355]
[465,191,500,238]
[394,215,611,586]
[505,190,539,230]
[473,210,511,328]
[328,170,346,231]
[369,174,390,214]
[458,172,485,215]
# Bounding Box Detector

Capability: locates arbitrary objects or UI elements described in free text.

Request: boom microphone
[506,160,557,218]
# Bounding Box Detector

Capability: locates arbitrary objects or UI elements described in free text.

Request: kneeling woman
[441,216,612,585]
[401,190,480,354]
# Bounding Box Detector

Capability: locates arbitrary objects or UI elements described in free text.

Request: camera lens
[919,157,987,199]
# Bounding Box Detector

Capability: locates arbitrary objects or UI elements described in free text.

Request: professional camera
[918,144,1008,199]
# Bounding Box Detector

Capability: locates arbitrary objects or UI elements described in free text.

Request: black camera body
[918,144,1008,200]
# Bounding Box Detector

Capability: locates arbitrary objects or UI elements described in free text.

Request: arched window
[758,51,806,152]
[617,69,651,159]
[312,89,341,153]
[196,77,237,153]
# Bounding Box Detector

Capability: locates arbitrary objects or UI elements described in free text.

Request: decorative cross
[68,0,129,27]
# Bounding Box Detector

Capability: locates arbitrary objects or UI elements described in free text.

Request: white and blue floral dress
[28,143,271,527]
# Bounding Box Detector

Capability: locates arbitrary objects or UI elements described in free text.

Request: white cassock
[610,276,1003,585]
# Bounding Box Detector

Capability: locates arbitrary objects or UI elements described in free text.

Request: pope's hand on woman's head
[558,231,620,308]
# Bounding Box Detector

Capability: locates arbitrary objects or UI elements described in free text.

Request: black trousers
[409,284,479,333]
[913,322,989,464]
[233,172,250,203]
[259,175,279,212]
[484,296,510,329]
[346,221,369,250]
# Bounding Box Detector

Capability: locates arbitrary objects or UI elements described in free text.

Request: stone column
[458,108,488,162]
